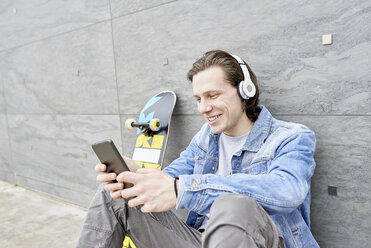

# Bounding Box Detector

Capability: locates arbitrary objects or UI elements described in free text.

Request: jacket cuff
[176,174,205,212]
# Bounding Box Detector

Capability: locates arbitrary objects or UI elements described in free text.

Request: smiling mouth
[207,114,221,122]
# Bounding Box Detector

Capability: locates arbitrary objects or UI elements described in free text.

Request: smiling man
[77,50,319,248]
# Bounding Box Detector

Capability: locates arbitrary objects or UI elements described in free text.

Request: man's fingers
[136,168,159,174]
[122,156,140,172]
[104,182,123,192]
[110,190,123,200]
[141,203,154,213]
[121,183,144,199]
[95,163,106,172]
[116,168,158,184]
[116,171,139,184]
[97,173,116,183]
[127,195,146,208]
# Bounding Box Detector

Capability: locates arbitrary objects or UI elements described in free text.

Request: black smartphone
[92,139,133,187]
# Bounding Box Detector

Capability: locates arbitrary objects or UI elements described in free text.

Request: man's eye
[210,94,218,99]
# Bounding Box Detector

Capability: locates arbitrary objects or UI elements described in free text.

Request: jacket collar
[242,105,272,152]
[208,105,272,153]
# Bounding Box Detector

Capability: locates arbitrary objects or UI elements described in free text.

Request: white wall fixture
[322,34,333,45]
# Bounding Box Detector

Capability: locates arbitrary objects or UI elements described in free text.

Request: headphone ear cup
[238,81,249,100]
[238,80,256,100]
[242,80,256,98]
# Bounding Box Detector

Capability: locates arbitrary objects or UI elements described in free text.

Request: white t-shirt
[198,131,249,230]
[217,132,249,176]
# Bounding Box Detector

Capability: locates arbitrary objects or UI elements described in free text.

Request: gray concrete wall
[0,0,370,247]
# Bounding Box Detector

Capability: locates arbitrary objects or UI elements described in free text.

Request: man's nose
[198,99,212,114]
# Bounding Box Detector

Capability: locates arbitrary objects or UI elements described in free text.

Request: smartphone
[92,139,133,187]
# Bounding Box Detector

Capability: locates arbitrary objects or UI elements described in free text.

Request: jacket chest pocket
[241,159,269,175]
[193,151,206,174]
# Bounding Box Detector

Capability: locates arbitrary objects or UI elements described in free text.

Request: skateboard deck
[123,90,176,248]
[125,90,176,169]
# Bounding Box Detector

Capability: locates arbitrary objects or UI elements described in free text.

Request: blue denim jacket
[163,105,319,248]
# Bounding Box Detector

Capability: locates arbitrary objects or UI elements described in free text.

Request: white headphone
[231,54,256,100]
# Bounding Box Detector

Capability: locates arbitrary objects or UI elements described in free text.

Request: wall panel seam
[109,0,125,153]
[16,174,93,195]
[1,70,15,182]
[111,0,179,21]
[0,19,111,54]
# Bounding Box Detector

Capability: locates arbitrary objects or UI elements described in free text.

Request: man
[77,50,319,247]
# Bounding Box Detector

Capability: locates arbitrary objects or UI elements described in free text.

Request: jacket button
[192,178,198,188]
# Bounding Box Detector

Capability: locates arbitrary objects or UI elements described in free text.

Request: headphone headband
[231,55,252,82]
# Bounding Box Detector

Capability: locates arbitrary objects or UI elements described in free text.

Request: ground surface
[0,180,87,248]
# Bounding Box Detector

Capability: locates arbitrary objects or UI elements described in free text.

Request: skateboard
[123,90,176,248]
[125,90,176,169]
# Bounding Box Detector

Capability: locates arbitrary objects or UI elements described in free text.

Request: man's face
[192,66,248,137]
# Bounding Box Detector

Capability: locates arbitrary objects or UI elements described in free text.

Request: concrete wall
[0,0,370,247]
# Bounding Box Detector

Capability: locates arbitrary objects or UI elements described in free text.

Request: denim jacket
[163,105,319,248]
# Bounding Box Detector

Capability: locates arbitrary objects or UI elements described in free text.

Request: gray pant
[77,185,285,248]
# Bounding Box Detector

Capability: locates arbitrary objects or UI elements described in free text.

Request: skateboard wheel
[149,118,161,132]
[125,119,136,130]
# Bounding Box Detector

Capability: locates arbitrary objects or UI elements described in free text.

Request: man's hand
[96,156,140,199]
[117,168,177,213]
